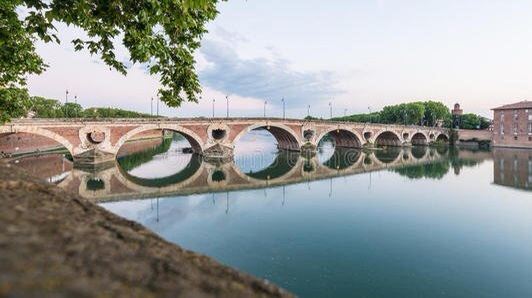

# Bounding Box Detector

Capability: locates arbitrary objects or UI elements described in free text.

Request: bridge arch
[113,124,204,155]
[315,128,363,149]
[374,130,402,147]
[411,132,429,146]
[436,133,449,143]
[232,123,301,151]
[0,126,75,155]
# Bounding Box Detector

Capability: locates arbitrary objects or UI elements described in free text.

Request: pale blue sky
[27,0,532,118]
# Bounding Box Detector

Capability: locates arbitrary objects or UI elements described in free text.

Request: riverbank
[0,161,292,297]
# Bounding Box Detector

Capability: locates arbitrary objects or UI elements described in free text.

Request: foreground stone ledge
[0,162,292,297]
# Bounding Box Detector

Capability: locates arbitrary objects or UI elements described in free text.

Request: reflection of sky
[102,160,532,298]
[234,130,279,173]
[128,138,192,179]
[234,130,338,173]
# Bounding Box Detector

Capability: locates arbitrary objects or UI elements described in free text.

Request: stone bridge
[51,146,448,202]
[0,118,449,166]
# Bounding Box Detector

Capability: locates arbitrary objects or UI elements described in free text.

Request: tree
[1,0,220,122]
[460,113,491,130]
[423,101,451,127]
[0,88,31,123]
[30,96,64,117]
[61,102,84,118]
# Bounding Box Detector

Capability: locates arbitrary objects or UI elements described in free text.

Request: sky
[26,0,532,118]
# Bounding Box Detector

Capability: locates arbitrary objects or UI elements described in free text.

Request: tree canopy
[334,101,453,127]
[1,0,220,122]
[28,96,155,118]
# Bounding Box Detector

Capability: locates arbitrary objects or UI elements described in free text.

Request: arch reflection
[245,151,300,180]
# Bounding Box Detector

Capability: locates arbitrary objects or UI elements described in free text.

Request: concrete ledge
[0,162,292,297]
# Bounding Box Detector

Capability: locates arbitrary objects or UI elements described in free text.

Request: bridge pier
[73,149,116,170]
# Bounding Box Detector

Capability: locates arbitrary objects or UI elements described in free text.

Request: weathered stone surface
[0,161,293,298]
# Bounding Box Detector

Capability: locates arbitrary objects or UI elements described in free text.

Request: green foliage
[1,0,221,122]
[61,102,84,117]
[19,95,155,119]
[460,113,491,130]
[0,88,31,123]
[0,1,45,88]
[117,136,173,172]
[30,96,63,117]
[423,101,451,127]
[83,107,154,118]
[334,100,453,127]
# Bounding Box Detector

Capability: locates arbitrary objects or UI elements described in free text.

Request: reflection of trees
[374,147,401,164]
[119,154,202,188]
[411,146,427,159]
[392,148,484,180]
[246,151,300,180]
[393,161,451,180]
[117,137,172,171]
[323,149,361,170]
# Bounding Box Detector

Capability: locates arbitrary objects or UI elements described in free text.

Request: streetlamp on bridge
[226,95,229,118]
[281,97,286,120]
[263,100,268,118]
[150,97,154,116]
[65,89,69,104]
[212,99,216,118]
[307,105,311,118]
[156,96,160,116]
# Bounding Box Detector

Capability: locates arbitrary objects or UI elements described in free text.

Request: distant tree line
[458,113,491,130]
[28,96,156,119]
[333,101,451,127]
[327,101,490,130]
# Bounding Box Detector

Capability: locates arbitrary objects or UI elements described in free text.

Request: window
[529,122,532,134]
[500,113,505,135]
[529,114,532,121]
[514,110,519,120]
[513,122,518,134]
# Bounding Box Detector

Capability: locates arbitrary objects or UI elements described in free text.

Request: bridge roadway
[0,118,449,167]
[49,146,448,202]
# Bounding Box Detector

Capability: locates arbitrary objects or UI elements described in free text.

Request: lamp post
[307,105,311,118]
[74,95,78,104]
[150,97,153,116]
[212,99,215,118]
[264,100,267,118]
[156,96,160,116]
[226,95,229,118]
[281,97,285,120]
[65,89,69,104]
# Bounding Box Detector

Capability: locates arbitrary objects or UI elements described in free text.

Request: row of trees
[27,96,155,119]
[334,101,451,127]
[332,101,490,129]
[459,113,491,130]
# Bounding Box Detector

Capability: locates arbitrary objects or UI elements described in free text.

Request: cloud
[198,39,343,108]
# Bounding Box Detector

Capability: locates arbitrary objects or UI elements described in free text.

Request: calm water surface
[14,131,532,297]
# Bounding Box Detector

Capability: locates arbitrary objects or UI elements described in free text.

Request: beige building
[492,101,532,148]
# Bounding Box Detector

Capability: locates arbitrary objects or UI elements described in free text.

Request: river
[10,130,532,297]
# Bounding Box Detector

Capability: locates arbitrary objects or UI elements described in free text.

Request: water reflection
[8,138,531,204]
[493,148,532,191]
